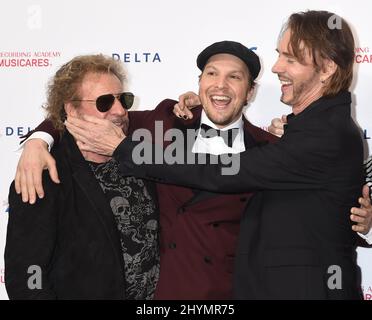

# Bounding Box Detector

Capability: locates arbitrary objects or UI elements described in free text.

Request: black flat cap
[197,40,261,80]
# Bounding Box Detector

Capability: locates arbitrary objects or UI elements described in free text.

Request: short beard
[111,117,129,136]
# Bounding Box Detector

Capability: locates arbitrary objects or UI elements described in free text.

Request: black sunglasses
[71,92,134,112]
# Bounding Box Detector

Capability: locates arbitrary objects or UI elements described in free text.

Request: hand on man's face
[65,114,126,156]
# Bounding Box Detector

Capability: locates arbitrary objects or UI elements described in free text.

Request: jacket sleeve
[5,172,60,299]
[20,119,61,146]
[113,124,356,193]
[127,99,178,133]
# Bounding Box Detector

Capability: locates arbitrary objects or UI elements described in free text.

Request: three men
[68,11,370,299]
[8,10,372,299]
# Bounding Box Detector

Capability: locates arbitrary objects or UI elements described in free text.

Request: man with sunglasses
[5,54,160,299]
[71,92,135,113]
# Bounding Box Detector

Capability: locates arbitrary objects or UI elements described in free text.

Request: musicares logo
[362,285,372,300]
[0,51,62,68]
[355,47,372,63]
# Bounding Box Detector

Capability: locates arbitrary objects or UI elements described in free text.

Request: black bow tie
[199,123,238,148]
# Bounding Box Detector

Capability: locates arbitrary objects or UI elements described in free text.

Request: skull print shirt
[366,156,372,198]
[89,158,160,300]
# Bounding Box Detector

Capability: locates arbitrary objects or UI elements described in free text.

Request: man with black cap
[14,40,278,299]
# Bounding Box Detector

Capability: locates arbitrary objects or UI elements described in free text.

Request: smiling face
[70,72,129,134]
[198,54,253,128]
[271,28,325,114]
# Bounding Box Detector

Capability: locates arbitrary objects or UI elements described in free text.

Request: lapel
[242,117,262,148]
[181,114,264,208]
[172,106,246,208]
[61,131,125,272]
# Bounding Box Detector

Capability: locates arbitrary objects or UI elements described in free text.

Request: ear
[246,86,255,103]
[321,59,337,82]
[64,102,78,117]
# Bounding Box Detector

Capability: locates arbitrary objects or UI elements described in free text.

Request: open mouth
[210,95,232,109]
[279,79,293,93]
[112,121,123,127]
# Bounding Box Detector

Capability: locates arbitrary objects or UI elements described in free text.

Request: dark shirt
[88,159,160,300]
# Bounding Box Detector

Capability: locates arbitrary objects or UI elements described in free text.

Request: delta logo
[364,129,371,140]
[112,52,161,63]
[0,51,62,68]
[111,45,257,64]
[355,47,372,64]
[2,126,31,137]
[2,200,9,214]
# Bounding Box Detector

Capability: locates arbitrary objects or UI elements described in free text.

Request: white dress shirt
[191,110,245,155]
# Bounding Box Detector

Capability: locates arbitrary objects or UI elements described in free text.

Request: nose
[109,96,127,116]
[215,75,227,89]
[271,57,283,74]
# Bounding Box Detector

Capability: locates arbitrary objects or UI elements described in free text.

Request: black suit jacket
[114,92,364,299]
[5,131,126,299]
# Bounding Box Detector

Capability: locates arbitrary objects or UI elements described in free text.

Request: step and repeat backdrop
[0,0,371,300]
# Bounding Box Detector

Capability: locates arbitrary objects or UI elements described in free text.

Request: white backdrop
[0,0,371,300]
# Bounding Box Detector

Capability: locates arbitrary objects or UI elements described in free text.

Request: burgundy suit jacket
[128,99,277,299]
[28,99,278,299]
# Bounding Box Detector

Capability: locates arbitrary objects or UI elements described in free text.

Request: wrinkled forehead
[80,71,123,86]
[78,72,124,96]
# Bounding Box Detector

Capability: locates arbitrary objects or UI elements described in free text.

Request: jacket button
[204,256,212,264]
[212,222,220,228]
[169,242,177,249]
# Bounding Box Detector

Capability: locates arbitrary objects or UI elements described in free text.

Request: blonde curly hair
[44,54,126,131]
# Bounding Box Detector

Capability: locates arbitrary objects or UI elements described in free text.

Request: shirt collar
[200,110,244,131]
